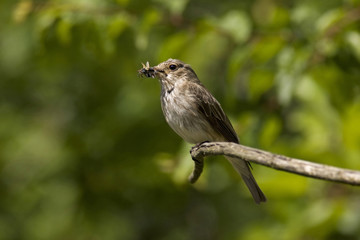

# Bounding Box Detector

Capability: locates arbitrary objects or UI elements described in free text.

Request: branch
[189,142,360,186]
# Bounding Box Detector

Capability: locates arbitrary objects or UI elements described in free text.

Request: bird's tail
[226,156,266,204]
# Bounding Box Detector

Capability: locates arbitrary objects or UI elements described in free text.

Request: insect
[138,61,155,78]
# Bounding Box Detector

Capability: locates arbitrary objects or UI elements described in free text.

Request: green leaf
[217,10,252,43]
[316,8,344,34]
[107,14,130,39]
[346,31,360,61]
[56,18,72,45]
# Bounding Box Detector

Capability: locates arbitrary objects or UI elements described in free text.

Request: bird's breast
[160,86,220,144]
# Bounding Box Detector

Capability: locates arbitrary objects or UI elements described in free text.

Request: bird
[139,58,266,204]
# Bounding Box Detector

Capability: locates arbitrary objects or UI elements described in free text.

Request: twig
[189,142,360,186]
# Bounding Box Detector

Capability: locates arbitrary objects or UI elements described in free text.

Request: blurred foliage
[1,0,360,239]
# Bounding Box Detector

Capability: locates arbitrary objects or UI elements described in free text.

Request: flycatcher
[139,59,266,204]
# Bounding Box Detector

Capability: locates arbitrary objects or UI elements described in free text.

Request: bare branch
[189,142,360,186]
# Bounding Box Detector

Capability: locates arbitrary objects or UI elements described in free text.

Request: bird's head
[139,59,199,87]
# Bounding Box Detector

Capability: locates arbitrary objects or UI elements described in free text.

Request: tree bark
[188,142,360,186]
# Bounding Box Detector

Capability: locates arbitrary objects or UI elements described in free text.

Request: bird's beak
[138,62,166,79]
[152,67,166,78]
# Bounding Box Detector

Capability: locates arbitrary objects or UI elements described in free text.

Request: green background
[1,0,360,239]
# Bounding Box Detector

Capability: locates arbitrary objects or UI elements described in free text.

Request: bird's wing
[191,83,239,143]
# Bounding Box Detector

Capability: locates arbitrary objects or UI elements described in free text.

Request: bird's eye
[169,64,177,70]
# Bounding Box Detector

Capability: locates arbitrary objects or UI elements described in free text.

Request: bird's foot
[190,141,209,154]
